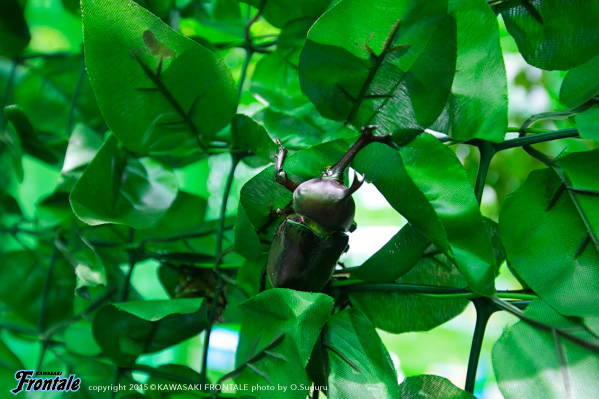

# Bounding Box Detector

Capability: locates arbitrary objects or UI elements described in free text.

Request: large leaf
[353,134,497,295]
[61,123,104,176]
[576,105,599,142]
[232,289,334,398]
[493,300,599,399]
[235,205,262,261]
[231,114,278,163]
[254,104,349,148]
[500,151,599,325]
[70,135,178,229]
[92,298,208,366]
[300,0,457,138]
[351,224,428,283]
[250,18,314,111]
[323,308,399,398]
[439,0,507,142]
[501,0,599,70]
[559,54,599,108]
[4,105,60,164]
[240,0,329,29]
[82,0,237,153]
[0,0,30,56]
[13,55,103,134]
[350,255,468,334]
[399,375,476,398]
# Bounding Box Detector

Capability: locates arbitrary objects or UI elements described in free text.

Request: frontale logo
[11,370,81,395]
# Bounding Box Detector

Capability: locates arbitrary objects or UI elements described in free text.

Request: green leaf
[254,105,349,148]
[70,135,178,229]
[14,55,103,134]
[232,289,333,398]
[134,0,173,19]
[0,251,75,327]
[351,224,428,283]
[61,123,104,176]
[576,105,599,141]
[250,18,313,111]
[0,338,24,391]
[560,54,599,107]
[499,152,599,324]
[398,374,476,398]
[440,0,507,142]
[501,0,599,70]
[235,205,262,261]
[323,308,399,398]
[82,0,237,153]
[350,255,468,334]
[4,105,60,164]
[251,51,308,111]
[353,134,497,295]
[231,114,278,163]
[493,300,599,399]
[56,229,107,295]
[299,0,457,137]
[0,0,30,57]
[135,190,208,242]
[0,114,23,183]
[64,319,102,357]
[92,298,208,366]
[60,353,120,395]
[240,0,330,29]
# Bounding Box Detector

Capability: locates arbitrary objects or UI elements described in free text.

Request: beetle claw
[347,172,365,196]
[274,139,298,192]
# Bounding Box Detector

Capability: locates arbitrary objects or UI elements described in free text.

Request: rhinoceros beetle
[265,125,393,292]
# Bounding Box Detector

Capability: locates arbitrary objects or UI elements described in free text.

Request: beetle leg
[275,139,298,192]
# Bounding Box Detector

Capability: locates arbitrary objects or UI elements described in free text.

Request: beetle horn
[346,172,365,197]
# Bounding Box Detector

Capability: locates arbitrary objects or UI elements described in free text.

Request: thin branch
[200,154,241,386]
[473,140,496,204]
[492,129,579,151]
[465,297,498,393]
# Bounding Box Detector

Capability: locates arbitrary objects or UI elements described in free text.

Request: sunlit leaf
[300,0,457,138]
[70,135,178,229]
[399,375,476,398]
[350,255,468,334]
[493,300,599,399]
[92,298,208,366]
[233,289,333,398]
[500,151,599,326]
[82,0,237,153]
[324,308,399,398]
[501,0,599,70]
